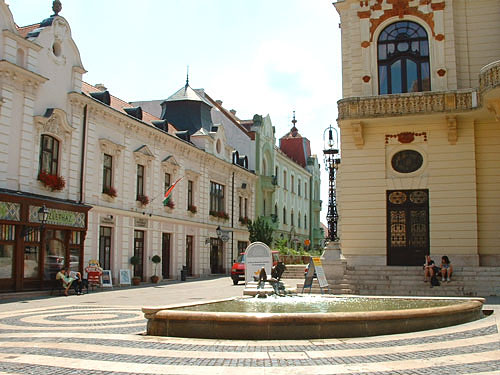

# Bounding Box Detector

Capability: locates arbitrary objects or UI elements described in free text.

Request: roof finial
[186,65,189,87]
[52,0,62,16]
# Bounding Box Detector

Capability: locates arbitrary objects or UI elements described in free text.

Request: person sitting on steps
[423,255,436,282]
[440,255,453,282]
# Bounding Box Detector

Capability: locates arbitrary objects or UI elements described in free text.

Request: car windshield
[236,254,245,263]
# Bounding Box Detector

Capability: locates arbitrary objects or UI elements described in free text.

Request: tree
[247,216,274,245]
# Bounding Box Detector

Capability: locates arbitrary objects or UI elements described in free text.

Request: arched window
[378,21,430,94]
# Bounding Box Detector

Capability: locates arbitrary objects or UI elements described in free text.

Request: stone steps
[281,264,307,279]
[296,265,500,297]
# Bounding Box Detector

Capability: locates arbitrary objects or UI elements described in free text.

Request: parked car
[231,251,280,285]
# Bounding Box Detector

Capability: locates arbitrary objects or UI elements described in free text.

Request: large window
[210,181,225,213]
[39,135,59,175]
[378,21,430,94]
[136,164,144,199]
[164,173,171,194]
[102,154,113,192]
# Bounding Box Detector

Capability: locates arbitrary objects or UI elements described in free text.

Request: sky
[9,0,343,224]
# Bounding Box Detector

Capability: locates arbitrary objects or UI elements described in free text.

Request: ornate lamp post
[323,125,341,242]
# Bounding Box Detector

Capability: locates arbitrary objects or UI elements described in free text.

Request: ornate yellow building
[334,0,500,267]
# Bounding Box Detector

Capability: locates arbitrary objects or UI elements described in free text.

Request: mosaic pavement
[0,305,498,374]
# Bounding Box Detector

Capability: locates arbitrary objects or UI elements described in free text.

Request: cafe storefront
[0,190,90,292]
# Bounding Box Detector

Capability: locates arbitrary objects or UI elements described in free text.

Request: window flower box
[165,200,175,209]
[137,194,149,206]
[38,170,65,191]
[188,205,197,214]
[239,216,250,225]
[103,186,117,198]
[210,210,229,220]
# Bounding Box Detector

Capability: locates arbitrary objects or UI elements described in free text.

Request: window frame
[39,134,60,175]
[377,21,430,95]
[136,164,145,199]
[102,153,113,192]
[210,181,225,213]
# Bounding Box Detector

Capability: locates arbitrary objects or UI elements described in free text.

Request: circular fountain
[142,294,485,340]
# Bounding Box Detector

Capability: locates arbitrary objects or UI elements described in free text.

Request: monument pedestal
[320,241,346,280]
[243,281,276,296]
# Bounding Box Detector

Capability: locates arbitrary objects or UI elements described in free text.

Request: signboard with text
[244,242,272,285]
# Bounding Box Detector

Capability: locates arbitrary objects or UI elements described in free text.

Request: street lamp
[21,205,49,236]
[38,205,49,227]
[323,125,341,242]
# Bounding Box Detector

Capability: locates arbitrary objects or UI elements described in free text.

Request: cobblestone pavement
[0,279,499,374]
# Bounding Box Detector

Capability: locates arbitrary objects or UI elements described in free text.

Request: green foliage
[130,256,141,266]
[247,216,274,245]
[151,254,161,276]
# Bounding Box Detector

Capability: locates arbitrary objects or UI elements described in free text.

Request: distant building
[247,113,323,249]
[334,0,500,267]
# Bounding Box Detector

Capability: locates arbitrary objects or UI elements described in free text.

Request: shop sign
[29,206,85,228]
[134,218,148,228]
[0,201,20,221]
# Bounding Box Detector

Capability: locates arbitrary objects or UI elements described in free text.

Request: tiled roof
[166,84,212,107]
[81,82,177,133]
[17,23,41,38]
[203,93,252,137]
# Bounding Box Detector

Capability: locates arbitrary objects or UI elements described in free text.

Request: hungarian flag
[163,177,182,206]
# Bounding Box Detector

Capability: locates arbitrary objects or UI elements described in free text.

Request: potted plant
[137,194,149,206]
[151,254,161,283]
[130,255,141,285]
[188,204,197,214]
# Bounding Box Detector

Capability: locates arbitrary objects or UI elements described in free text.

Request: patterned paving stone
[0,305,498,374]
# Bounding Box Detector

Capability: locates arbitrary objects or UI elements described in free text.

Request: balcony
[479,60,500,93]
[338,89,476,121]
[260,175,276,192]
[312,200,322,212]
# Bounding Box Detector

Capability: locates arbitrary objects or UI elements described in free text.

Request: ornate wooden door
[387,189,429,266]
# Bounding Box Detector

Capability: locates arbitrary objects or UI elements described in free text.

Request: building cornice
[3,29,43,51]
[0,59,48,90]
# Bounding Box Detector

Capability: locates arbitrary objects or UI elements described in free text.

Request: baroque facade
[0,1,257,292]
[334,0,500,266]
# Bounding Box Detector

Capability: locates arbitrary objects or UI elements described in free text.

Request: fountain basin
[142,295,485,340]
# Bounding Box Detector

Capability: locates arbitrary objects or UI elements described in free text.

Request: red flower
[38,170,65,191]
[188,205,197,213]
[103,186,117,198]
[137,194,149,206]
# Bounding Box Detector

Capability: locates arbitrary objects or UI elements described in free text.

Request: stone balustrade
[338,90,476,120]
[479,60,500,93]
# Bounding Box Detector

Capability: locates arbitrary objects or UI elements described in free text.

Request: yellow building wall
[338,116,479,265]
[475,120,500,265]
[452,0,500,89]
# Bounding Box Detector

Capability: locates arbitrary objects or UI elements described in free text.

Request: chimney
[216,100,223,105]
[95,83,107,91]
[230,109,237,115]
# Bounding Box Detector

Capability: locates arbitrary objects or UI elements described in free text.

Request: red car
[231,251,280,285]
